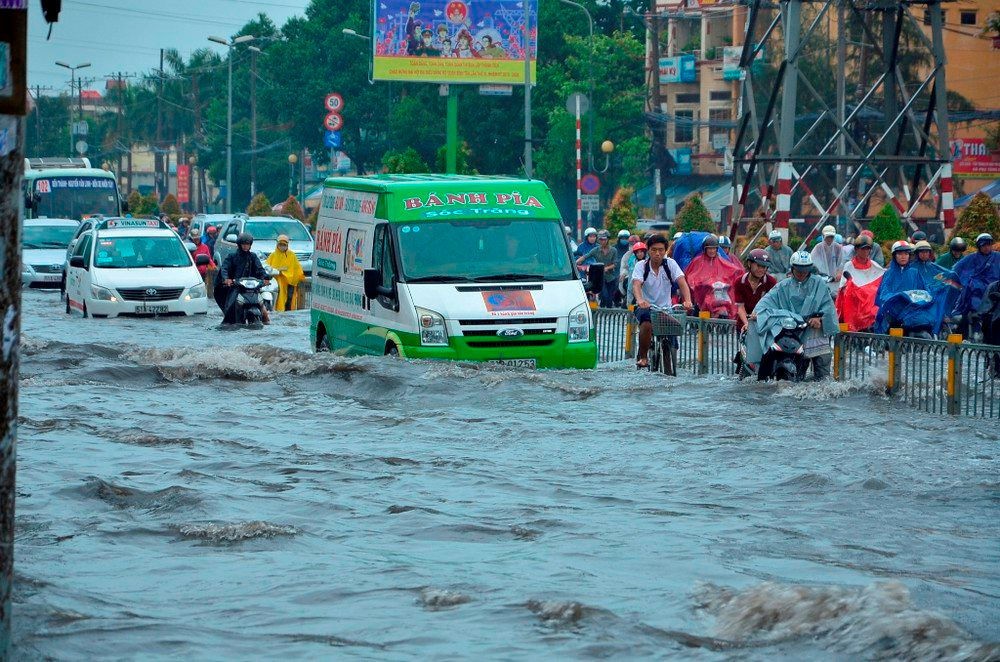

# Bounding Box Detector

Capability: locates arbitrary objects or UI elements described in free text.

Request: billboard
[373,0,538,84]
[950,138,1000,179]
[658,55,696,84]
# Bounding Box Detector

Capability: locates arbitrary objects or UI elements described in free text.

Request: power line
[70,1,244,28]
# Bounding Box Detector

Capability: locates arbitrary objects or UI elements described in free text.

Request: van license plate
[488,358,536,369]
[135,305,168,314]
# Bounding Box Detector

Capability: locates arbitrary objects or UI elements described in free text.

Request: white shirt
[632,257,685,308]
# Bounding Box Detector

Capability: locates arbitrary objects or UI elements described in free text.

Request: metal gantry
[727,0,955,245]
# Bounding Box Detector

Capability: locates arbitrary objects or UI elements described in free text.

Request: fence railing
[593,308,1000,419]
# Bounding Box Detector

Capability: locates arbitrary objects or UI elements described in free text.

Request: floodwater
[11,288,1000,659]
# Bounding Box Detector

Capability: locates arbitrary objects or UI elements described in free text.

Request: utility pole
[249,47,258,198]
[115,73,125,184]
[523,8,533,178]
[156,48,164,201]
[647,2,666,220]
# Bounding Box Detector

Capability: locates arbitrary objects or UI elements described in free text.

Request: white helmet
[768,230,783,241]
[891,240,914,254]
[618,229,630,238]
[718,235,732,248]
[584,227,597,237]
[673,231,683,240]
[790,251,813,268]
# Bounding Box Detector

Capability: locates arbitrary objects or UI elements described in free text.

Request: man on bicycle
[631,234,693,368]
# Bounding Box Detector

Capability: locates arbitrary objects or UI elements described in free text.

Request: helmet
[632,241,648,253]
[207,225,218,234]
[822,225,836,237]
[913,240,933,252]
[584,227,597,237]
[976,232,994,247]
[911,230,927,242]
[673,232,683,240]
[563,225,571,235]
[703,235,719,249]
[891,240,913,254]
[768,230,783,241]
[276,234,291,246]
[748,248,770,266]
[718,235,732,248]
[834,233,844,244]
[860,229,874,239]
[188,228,202,240]
[597,230,610,239]
[949,236,967,250]
[618,229,630,238]
[854,235,872,248]
[790,251,813,268]
[237,232,254,246]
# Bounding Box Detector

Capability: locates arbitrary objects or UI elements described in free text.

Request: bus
[23,157,124,220]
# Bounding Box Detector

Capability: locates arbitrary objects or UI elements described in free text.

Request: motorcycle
[230,277,267,326]
[757,313,824,381]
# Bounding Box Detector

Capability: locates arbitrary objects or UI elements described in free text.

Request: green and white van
[310,175,597,369]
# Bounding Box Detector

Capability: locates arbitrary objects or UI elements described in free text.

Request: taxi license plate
[40,274,60,282]
[488,358,536,369]
[135,305,168,314]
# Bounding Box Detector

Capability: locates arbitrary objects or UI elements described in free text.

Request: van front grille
[117,287,184,302]
[466,339,555,348]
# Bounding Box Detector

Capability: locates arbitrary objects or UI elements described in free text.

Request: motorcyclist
[684,235,745,319]
[734,249,777,332]
[836,235,885,332]
[873,241,927,334]
[618,241,647,306]
[216,232,271,325]
[575,227,599,261]
[765,230,793,279]
[810,224,844,297]
[748,251,839,380]
[936,236,967,270]
[632,234,694,369]
[971,279,1000,377]
[951,233,1000,337]
[859,230,885,266]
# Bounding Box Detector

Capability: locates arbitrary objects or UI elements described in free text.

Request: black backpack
[641,258,675,292]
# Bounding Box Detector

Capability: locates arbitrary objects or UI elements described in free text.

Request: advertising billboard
[950,138,1000,179]
[373,0,538,84]
[658,55,696,84]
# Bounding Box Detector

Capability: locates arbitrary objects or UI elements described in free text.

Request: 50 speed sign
[324,113,344,131]
[324,93,344,113]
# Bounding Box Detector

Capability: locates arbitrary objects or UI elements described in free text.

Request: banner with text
[950,138,1000,179]
[373,0,538,83]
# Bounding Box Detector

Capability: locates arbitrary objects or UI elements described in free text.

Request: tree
[126,190,143,214]
[246,192,273,216]
[383,148,429,174]
[674,194,716,233]
[869,203,905,245]
[953,193,1000,242]
[160,193,182,222]
[306,205,319,229]
[280,195,306,221]
[603,187,637,237]
[435,141,477,175]
[129,192,159,217]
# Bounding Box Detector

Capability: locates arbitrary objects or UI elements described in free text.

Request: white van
[65,218,210,318]
[310,175,598,368]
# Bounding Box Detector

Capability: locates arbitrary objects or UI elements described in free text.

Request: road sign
[566,92,590,116]
[176,164,190,204]
[479,84,513,96]
[581,194,600,212]
[324,92,344,113]
[324,130,342,149]
[74,140,88,155]
[72,121,88,136]
[581,173,600,195]
[324,113,343,131]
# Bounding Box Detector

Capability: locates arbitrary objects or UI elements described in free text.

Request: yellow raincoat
[266,245,305,311]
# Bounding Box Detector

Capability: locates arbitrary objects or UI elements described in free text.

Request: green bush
[953,192,1000,242]
[674,194,716,233]
[160,193,181,222]
[603,187,637,238]
[383,147,429,174]
[246,192,273,216]
[279,195,305,222]
[868,203,905,245]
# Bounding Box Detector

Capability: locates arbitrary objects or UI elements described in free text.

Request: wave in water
[693,580,999,659]
[176,521,298,544]
[130,345,369,382]
[417,588,472,611]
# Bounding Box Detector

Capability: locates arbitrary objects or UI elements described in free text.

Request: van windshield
[23,224,78,249]
[395,219,575,282]
[246,220,311,242]
[93,235,192,269]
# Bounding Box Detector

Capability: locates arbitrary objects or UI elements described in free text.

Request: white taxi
[65,217,210,318]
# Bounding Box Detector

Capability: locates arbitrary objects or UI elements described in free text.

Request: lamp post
[523,9,533,178]
[188,156,199,212]
[208,34,255,214]
[55,61,90,157]
[288,153,298,197]
[557,0,595,170]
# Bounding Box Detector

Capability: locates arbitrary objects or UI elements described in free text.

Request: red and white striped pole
[880,182,907,216]
[940,164,956,229]
[775,162,792,228]
[575,95,583,242]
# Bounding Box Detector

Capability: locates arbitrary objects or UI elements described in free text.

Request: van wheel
[65,297,70,314]
[82,302,89,318]
[385,343,400,357]
[316,331,332,353]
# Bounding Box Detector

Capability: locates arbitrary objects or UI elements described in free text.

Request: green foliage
[985,122,1000,154]
[674,195,716,233]
[246,192,273,216]
[953,193,1000,242]
[603,187,637,237]
[160,194,182,222]
[435,142,477,175]
[869,203,905,245]
[128,192,159,217]
[382,147,429,174]
[280,195,306,221]
[306,205,319,229]
[126,190,143,214]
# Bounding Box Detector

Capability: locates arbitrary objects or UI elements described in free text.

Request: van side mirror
[586,264,604,293]
[363,269,382,300]
[195,254,210,266]
[70,256,86,269]
[225,233,239,243]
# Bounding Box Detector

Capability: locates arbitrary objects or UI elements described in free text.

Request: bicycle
[648,304,686,376]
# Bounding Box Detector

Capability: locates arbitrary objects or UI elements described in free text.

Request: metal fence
[593,308,1000,419]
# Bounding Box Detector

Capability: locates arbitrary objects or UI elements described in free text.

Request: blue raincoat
[951,251,1000,316]
[874,261,937,333]
[670,231,736,271]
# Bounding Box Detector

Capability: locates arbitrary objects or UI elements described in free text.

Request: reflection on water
[12,289,1000,659]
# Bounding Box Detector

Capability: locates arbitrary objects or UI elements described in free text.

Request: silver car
[215,216,313,276]
[22,218,80,288]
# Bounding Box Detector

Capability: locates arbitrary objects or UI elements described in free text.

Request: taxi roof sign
[98,218,169,231]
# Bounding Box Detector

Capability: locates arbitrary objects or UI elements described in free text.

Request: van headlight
[416,306,449,346]
[91,285,118,302]
[186,283,207,300]
[568,302,591,343]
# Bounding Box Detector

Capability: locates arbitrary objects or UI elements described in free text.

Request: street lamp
[557,0,595,170]
[288,153,298,197]
[207,34,255,213]
[56,61,91,157]
[342,29,375,85]
[342,28,370,40]
[599,140,615,173]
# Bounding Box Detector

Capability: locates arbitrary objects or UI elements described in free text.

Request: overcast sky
[27,0,310,95]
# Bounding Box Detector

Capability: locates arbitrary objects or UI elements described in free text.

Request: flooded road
[11,288,1000,659]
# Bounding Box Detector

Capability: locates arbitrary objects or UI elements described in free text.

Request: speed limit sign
[324,113,344,131]
[324,93,344,113]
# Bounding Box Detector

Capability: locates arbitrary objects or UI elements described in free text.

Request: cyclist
[631,234,693,369]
